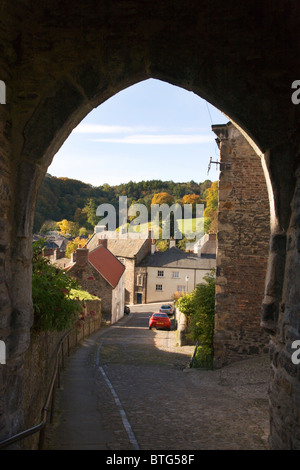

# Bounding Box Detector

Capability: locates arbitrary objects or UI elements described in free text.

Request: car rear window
[153,313,168,318]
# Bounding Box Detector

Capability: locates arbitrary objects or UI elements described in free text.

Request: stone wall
[212,123,270,367]
[22,299,101,450]
[68,250,113,320]
[122,258,135,304]
[267,169,300,449]
[0,0,299,449]
[174,307,193,347]
[135,266,147,304]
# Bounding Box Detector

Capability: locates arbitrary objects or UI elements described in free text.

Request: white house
[145,236,216,303]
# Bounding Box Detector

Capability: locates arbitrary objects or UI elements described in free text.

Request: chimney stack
[76,246,89,266]
[98,238,107,248]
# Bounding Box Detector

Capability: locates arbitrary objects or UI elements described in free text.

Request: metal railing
[0,312,102,450]
[189,340,214,369]
[0,329,71,450]
[189,341,200,368]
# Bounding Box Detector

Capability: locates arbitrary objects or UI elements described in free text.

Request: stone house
[86,229,152,304]
[193,233,216,256]
[67,240,125,324]
[143,238,216,303]
[35,232,69,255]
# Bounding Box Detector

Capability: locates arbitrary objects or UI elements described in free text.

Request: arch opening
[30,77,271,367]
[1,0,299,450]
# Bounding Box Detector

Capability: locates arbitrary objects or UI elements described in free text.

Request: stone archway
[1,0,300,449]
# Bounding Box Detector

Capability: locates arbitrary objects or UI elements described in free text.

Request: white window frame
[156,284,163,291]
[157,270,164,277]
[172,271,180,278]
[177,285,186,293]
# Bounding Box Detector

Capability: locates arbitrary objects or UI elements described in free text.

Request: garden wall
[22,298,101,449]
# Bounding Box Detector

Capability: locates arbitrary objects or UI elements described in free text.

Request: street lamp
[185,276,189,293]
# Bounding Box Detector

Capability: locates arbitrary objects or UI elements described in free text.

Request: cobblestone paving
[48,306,270,450]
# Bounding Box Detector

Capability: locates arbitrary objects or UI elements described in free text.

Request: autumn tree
[204,181,218,233]
[65,237,88,258]
[34,174,213,233]
[181,194,205,219]
[57,219,80,237]
[151,192,175,205]
[181,194,203,206]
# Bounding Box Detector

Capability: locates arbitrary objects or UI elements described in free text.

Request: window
[156,284,163,291]
[118,257,125,265]
[157,270,164,277]
[137,274,143,286]
[177,285,186,293]
[172,271,179,278]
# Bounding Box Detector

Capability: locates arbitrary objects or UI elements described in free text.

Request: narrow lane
[48,304,270,450]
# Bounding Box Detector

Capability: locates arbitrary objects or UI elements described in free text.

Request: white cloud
[90,134,214,145]
[73,123,214,145]
[73,123,160,134]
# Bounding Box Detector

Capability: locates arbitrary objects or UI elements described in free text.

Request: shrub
[32,240,82,331]
[176,270,215,368]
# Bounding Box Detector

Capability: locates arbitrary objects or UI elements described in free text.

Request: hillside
[34,174,214,233]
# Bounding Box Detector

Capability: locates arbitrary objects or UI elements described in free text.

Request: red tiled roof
[88,245,125,288]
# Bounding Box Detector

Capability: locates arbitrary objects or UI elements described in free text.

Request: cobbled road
[48,304,270,450]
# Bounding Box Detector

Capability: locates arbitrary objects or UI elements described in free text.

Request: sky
[48,78,228,187]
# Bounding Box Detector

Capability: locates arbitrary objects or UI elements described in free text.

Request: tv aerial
[207,156,220,175]
[207,156,231,175]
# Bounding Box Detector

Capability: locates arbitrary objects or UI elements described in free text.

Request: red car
[149,313,171,331]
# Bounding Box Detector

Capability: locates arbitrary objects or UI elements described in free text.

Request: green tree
[176,270,215,368]
[78,226,89,238]
[82,198,100,229]
[32,240,82,331]
[34,175,209,233]
[155,239,169,252]
[39,220,59,234]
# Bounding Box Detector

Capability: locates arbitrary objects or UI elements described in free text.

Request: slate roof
[145,246,216,270]
[88,245,125,289]
[87,232,149,258]
[107,238,149,258]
